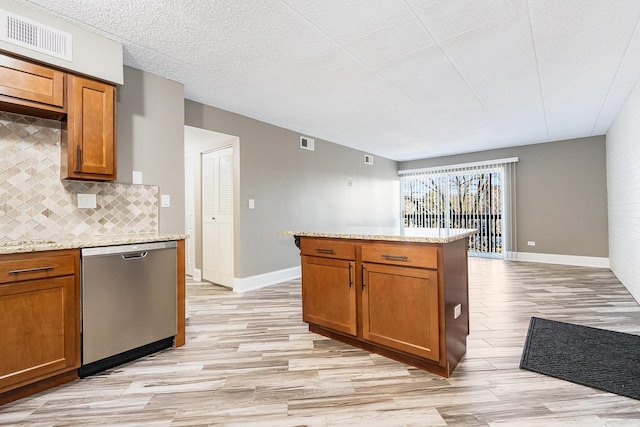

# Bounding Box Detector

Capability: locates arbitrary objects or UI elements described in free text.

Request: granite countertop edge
[278,229,476,244]
[0,234,189,255]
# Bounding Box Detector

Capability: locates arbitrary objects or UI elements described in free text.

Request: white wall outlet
[132,170,143,184]
[527,241,536,246]
[161,194,170,208]
[454,304,462,319]
[77,193,97,209]
[248,199,255,209]
[347,177,353,187]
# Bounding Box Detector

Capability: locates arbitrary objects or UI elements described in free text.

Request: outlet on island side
[454,304,461,319]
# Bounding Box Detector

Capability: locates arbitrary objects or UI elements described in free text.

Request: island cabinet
[0,249,80,405]
[300,239,357,336]
[298,235,470,378]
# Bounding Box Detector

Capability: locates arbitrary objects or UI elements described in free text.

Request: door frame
[184,126,240,288]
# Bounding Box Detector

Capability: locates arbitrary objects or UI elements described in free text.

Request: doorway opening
[184,126,239,287]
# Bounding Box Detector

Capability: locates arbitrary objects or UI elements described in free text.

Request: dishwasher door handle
[121,252,148,260]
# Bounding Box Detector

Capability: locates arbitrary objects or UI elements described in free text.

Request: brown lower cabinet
[0,250,80,405]
[299,236,469,378]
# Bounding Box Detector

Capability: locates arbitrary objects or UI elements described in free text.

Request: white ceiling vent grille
[0,10,72,61]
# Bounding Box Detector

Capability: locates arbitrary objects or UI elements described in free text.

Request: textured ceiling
[13,0,640,161]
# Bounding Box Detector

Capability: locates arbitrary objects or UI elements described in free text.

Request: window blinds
[399,158,518,259]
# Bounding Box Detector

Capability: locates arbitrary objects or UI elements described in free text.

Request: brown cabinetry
[301,254,356,336]
[0,54,65,119]
[362,262,440,361]
[0,52,117,181]
[0,250,80,405]
[298,236,469,378]
[300,238,356,335]
[62,75,116,181]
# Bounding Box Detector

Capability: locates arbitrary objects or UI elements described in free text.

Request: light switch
[77,194,97,209]
[132,171,143,184]
[161,195,171,207]
[248,199,255,209]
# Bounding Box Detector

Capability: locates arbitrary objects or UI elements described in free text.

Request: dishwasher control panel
[81,240,177,257]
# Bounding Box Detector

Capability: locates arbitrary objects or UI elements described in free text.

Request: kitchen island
[280,227,475,378]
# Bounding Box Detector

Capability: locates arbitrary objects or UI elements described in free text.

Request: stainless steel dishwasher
[79,241,177,377]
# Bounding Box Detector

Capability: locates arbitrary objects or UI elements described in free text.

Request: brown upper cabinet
[0,52,117,181]
[0,54,66,119]
[62,75,116,181]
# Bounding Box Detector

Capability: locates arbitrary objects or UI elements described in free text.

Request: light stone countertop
[278,227,477,244]
[0,233,189,255]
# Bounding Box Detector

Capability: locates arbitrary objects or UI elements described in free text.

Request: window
[399,158,518,259]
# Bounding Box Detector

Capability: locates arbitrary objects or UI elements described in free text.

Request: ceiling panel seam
[591,13,640,135]
[525,0,550,142]
[278,0,436,113]
[404,0,508,143]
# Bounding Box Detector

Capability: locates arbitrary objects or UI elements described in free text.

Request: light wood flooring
[2,258,640,426]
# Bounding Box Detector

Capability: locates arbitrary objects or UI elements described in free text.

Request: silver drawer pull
[9,266,55,274]
[315,248,335,254]
[381,254,408,261]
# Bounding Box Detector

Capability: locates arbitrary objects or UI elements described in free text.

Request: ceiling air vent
[0,10,72,61]
[364,154,374,165]
[300,136,314,151]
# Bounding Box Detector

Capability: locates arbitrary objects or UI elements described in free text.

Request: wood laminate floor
[2,258,640,426]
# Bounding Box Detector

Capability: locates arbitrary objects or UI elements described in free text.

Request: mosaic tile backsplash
[0,112,158,241]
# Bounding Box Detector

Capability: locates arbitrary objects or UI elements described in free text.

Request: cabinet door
[362,263,440,361]
[0,276,78,393]
[65,75,116,180]
[301,256,356,336]
[0,53,65,118]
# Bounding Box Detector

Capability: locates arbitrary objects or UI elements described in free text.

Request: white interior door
[202,146,234,287]
[184,152,196,277]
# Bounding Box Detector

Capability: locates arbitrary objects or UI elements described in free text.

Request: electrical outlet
[161,195,170,207]
[454,304,461,319]
[527,241,536,246]
[77,193,96,209]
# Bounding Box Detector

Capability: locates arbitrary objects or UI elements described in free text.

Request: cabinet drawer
[0,54,65,109]
[300,238,356,260]
[361,243,438,269]
[0,253,76,284]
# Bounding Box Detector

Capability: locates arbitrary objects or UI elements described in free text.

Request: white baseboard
[513,252,610,269]
[191,268,202,282]
[233,266,301,293]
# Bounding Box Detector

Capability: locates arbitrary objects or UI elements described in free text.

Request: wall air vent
[0,9,72,61]
[364,154,374,165]
[300,136,314,151]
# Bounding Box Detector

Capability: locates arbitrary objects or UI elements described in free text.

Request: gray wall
[117,66,185,234]
[185,100,400,278]
[399,136,608,258]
